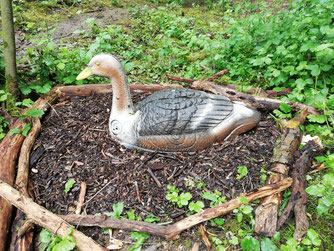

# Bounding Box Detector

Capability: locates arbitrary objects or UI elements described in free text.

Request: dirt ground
[29,90,279,249]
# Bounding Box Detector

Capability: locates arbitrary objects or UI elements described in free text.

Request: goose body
[77,53,261,152]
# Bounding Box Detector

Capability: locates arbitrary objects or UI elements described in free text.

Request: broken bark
[0,180,106,251]
[277,140,324,241]
[0,89,59,251]
[61,178,292,239]
[56,83,183,97]
[10,119,41,251]
[254,109,308,237]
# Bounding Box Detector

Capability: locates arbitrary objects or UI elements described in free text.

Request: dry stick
[147,168,162,188]
[0,180,106,251]
[254,109,308,237]
[277,141,324,241]
[56,83,183,97]
[0,88,59,251]
[61,178,292,239]
[75,182,87,215]
[10,118,41,251]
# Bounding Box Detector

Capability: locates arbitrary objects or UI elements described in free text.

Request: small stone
[31,168,38,174]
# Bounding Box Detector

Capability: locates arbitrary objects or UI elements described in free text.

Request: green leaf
[237,165,248,179]
[22,124,31,137]
[10,128,21,136]
[57,62,66,70]
[305,184,325,196]
[306,229,321,246]
[239,196,249,204]
[64,178,76,194]
[0,93,7,102]
[25,108,44,118]
[314,43,333,52]
[113,202,124,218]
[40,229,52,243]
[188,201,204,213]
[229,235,239,245]
[22,99,35,108]
[241,236,260,251]
[52,237,76,251]
[261,237,278,251]
[279,103,291,113]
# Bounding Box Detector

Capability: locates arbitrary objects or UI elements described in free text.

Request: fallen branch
[61,178,292,239]
[56,83,183,97]
[254,109,308,237]
[10,118,41,251]
[0,179,106,251]
[191,81,320,116]
[0,88,59,250]
[277,140,324,241]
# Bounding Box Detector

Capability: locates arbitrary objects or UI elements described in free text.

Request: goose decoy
[76,53,261,152]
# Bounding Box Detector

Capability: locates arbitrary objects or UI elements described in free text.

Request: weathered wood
[0,88,58,251]
[254,109,308,237]
[277,140,324,241]
[10,119,41,251]
[0,180,106,251]
[191,81,320,116]
[61,178,292,239]
[56,83,183,97]
[75,182,87,215]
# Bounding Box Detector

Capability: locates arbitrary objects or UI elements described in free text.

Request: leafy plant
[241,236,260,251]
[40,227,76,251]
[166,185,192,208]
[301,228,321,247]
[237,165,248,180]
[64,178,76,195]
[306,153,334,215]
[202,190,226,206]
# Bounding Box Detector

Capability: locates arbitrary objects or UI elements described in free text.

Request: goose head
[76,53,125,80]
[76,53,133,114]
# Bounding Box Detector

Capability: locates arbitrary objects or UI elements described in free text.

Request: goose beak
[76,68,93,80]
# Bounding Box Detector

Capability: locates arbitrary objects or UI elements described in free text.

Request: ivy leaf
[64,178,76,194]
[25,109,44,118]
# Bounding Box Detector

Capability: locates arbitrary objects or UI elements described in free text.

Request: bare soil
[29,90,279,249]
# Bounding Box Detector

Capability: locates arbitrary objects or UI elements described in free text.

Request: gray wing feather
[135,89,233,136]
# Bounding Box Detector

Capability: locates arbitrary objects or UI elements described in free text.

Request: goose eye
[110,120,122,135]
[95,62,100,66]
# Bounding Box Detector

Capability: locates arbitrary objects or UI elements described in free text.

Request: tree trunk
[0,0,19,107]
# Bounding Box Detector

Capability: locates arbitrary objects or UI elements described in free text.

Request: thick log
[10,119,41,251]
[191,81,320,116]
[56,83,183,97]
[61,178,292,239]
[0,180,106,251]
[277,141,324,241]
[0,88,59,251]
[254,109,308,237]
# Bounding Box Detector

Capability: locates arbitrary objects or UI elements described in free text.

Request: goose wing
[134,88,233,136]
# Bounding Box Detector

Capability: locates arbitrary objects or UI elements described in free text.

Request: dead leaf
[199,225,211,250]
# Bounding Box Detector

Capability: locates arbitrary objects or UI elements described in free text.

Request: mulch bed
[29,90,280,247]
